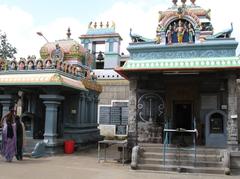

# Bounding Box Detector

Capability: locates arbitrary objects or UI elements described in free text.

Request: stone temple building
[0,29,102,153]
[80,22,129,138]
[116,0,240,173]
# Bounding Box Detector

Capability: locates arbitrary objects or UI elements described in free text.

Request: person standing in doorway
[15,115,25,160]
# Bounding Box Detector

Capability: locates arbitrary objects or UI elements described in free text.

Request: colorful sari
[1,121,16,162]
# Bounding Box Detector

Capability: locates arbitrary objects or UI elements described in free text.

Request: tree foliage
[0,31,17,60]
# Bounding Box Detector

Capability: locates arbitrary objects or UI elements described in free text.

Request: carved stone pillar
[0,94,17,116]
[94,94,99,124]
[236,78,240,150]
[79,93,86,124]
[128,79,138,148]
[227,74,239,150]
[89,95,94,123]
[40,94,64,146]
[85,96,90,123]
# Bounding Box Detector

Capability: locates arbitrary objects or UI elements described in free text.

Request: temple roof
[40,28,87,62]
[0,71,102,92]
[158,0,212,32]
[116,0,238,79]
[0,73,85,90]
[115,56,240,78]
[87,27,115,35]
[40,39,86,58]
[80,21,122,40]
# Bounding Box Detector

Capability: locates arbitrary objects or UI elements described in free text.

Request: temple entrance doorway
[20,92,46,139]
[172,101,193,146]
[173,102,192,130]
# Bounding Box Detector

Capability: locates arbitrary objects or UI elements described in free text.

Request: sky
[0,0,239,59]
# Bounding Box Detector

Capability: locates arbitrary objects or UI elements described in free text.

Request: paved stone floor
[0,148,239,179]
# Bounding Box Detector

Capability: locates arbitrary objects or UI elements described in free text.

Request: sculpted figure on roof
[188,23,195,43]
[166,25,173,44]
[51,43,64,62]
[10,59,17,70]
[175,20,185,43]
[88,21,93,29]
[165,19,195,44]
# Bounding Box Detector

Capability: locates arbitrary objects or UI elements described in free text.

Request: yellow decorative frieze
[0,73,86,91]
[0,73,55,83]
[50,73,63,83]
[82,79,102,93]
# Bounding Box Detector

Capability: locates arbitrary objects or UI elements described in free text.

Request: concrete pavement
[0,148,239,179]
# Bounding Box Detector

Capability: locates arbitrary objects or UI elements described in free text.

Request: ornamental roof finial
[94,22,97,28]
[190,0,196,5]
[66,27,71,39]
[181,0,187,5]
[172,0,177,6]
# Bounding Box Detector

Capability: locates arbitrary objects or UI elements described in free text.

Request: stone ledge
[231,151,240,157]
[230,151,240,169]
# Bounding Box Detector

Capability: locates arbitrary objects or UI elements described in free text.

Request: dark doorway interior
[172,102,193,146]
[173,103,192,130]
[22,93,45,139]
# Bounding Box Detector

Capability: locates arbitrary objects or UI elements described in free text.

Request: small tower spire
[66,27,71,39]
[172,0,177,6]
[94,22,97,28]
[181,0,186,5]
[190,0,196,5]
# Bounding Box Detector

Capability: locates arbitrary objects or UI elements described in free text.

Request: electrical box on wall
[231,114,238,119]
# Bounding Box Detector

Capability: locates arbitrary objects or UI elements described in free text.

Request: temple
[0,28,102,153]
[0,0,240,174]
[116,0,240,173]
[80,22,129,137]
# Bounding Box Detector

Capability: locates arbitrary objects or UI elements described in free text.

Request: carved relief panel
[137,92,165,124]
[137,92,165,143]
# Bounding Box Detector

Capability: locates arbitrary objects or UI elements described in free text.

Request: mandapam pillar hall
[116,0,240,173]
[0,29,102,153]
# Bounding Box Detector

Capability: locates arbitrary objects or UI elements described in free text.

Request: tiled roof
[121,57,240,70]
[87,28,115,35]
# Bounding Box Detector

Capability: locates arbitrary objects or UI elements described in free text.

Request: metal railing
[163,117,197,167]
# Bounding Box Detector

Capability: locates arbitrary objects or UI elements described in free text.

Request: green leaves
[0,31,17,60]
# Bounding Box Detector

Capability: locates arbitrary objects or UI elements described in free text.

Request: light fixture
[36,32,49,42]
[219,81,225,91]
[163,71,199,75]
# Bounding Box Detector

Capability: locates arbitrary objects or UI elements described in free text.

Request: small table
[98,139,128,165]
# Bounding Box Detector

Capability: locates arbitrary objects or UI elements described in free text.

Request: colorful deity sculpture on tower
[156,0,214,45]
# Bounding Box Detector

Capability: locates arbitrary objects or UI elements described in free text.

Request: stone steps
[139,158,222,167]
[143,152,220,162]
[142,146,221,155]
[139,143,221,153]
[137,164,225,174]
[136,143,224,174]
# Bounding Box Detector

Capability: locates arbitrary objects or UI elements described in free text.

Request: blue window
[109,42,113,52]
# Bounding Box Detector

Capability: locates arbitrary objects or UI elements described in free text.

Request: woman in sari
[1,106,17,162]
